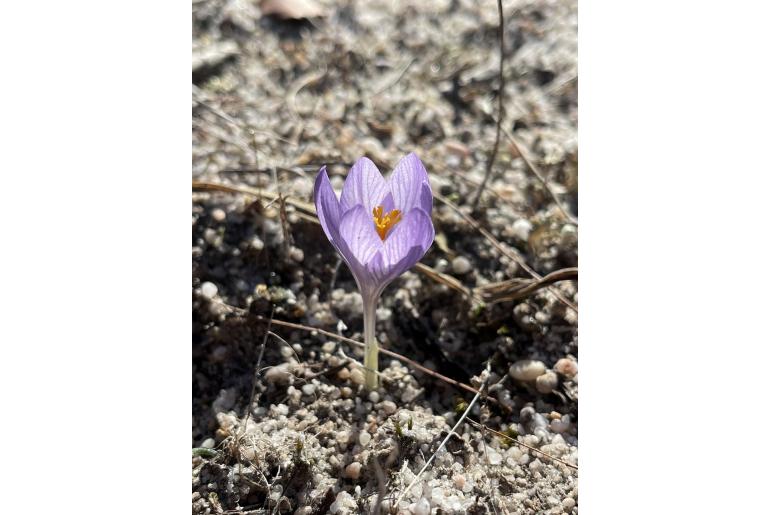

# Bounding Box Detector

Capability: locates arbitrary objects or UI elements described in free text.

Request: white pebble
[201,438,215,449]
[535,371,559,394]
[413,497,431,515]
[211,208,226,222]
[368,391,380,403]
[264,363,292,384]
[301,384,316,396]
[562,497,576,510]
[511,219,533,241]
[509,359,546,381]
[289,246,304,262]
[321,341,336,353]
[358,431,371,447]
[200,281,218,299]
[451,256,472,275]
[551,417,569,433]
[381,400,397,415]
[486,448,502,465]
[250,236,264,251]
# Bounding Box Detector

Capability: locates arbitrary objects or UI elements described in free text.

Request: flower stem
[362,295,379,390]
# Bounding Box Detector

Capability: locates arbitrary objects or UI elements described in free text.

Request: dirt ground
[193,0,578,513]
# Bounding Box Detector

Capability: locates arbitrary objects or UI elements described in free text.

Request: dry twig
[471,0,505,209]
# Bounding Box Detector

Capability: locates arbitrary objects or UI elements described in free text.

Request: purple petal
[364,208,434,289]
[389,152,431,213]
[381,207,434,266]
[419,181,433,215]
[338,205,383,267]
[340,157,389,214]
[313,166,341,247]
[366,245,425,290]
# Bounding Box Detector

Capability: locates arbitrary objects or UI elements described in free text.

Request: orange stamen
[372,205,402,240]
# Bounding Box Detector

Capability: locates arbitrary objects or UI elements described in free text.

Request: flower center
[372,205,402,240]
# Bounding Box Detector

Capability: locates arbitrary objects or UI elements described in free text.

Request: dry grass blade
[475,267,577,304]
[414,262,480,302]
[471,0,506,209]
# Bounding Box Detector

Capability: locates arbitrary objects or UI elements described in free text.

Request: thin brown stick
[471,0,505,209]
[475,267,578,304]
[435,192,578,313]
[466,418,577,471]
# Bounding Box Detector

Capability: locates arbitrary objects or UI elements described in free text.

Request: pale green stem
[362,294,379,390]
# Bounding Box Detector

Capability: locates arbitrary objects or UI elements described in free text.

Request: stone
[451,256,472,275]
[381,400,397,415]
[509,360,546,381]
[344,462,362,480]
[511,219,533,241]
[554,357,578,378]
[349,367,365,386]
[200,281,218,299]
[414,498,431,515]
[535,371,559,394]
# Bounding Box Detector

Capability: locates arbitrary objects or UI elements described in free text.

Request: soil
[193,0,578,513]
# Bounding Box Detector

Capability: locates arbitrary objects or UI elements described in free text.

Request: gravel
[192,0,578,512]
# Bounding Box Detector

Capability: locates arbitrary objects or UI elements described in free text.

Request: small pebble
[562,497,576,510]
[511,219,533,241]
[337,368,351,380]
[509,359,546,381]
[358,431,371,446]
[535,371,559,394]
[211,208,226,222]
[289,246,304,263]
[250,236,264,251]
[200,281,218,299]
[368,391,380,403]
[349,368,365,386]
[201,438,215,449]
[413,497,431,515]
[203,228,219,245]
[486,448,502,465]
[551,415,571,433]
[381,400,397,414]
[344,462,362,480]
[264,363,292,384]
[301,384,316,396]
[451,256,472,275]
[321,341,336,353]
[554,357,578,378]
[453,474,465,490]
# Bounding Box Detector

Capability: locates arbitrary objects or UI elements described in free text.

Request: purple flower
[314,153,434,389]
[314,153,435,300]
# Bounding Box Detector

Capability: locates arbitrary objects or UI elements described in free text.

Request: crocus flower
[314,153,435,389]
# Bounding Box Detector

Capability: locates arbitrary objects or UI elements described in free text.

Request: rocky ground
[193,0,578,513]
